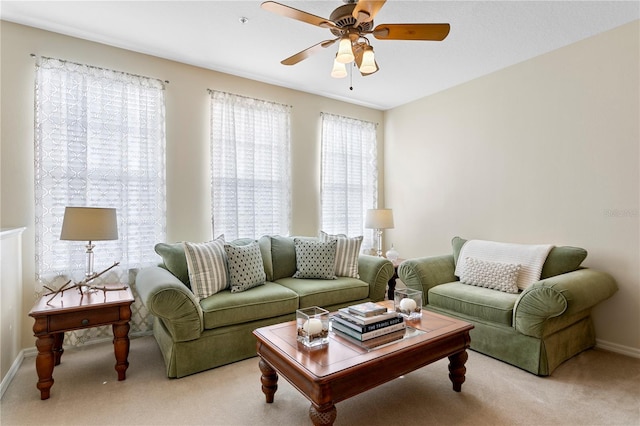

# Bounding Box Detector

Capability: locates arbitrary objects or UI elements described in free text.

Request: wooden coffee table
[253,300,473,425]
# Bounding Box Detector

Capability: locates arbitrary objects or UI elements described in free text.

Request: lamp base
[375,229,383,257]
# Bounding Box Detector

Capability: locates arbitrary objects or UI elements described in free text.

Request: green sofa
[136,235,394,378]
[398,237,618,376]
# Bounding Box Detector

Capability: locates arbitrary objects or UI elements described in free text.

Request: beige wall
[0,21,384,350]
[2,18,638,357]
[385,21,639,352]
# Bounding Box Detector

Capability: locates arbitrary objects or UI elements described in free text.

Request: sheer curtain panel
[34,57,166,342]
[321,113,378,251]
[210,91,291,240]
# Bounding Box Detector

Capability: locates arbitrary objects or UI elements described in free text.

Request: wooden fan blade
[352,0,387,25]
[373,23,451,41]
[281,39,338,66]
[261,1,336,29]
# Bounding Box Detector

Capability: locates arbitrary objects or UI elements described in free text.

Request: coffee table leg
[448,349,469,392]
[259,358,278,403]
[309,404,337,426]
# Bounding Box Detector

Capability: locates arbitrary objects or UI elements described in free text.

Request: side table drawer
[48,308,121,332]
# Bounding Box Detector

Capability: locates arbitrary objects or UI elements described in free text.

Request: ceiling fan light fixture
[331,56,348,78]
[336,35,355,63]
[359,45,376,74]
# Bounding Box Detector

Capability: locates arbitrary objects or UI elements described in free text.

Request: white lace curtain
[34,56,166,296]
[210,90,291,240]
[321,113,378,251]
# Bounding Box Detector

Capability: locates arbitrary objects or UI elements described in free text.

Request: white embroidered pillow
[224,241,266,293]
[319,231,363,278]
[293,238,337,280]
[183,235,228,299]
[460,257,521,294]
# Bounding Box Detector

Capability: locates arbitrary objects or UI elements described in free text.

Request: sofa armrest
[136,266,204,342]
[514,268,618,338]
[358,255,394,302]
[398,255,457,301]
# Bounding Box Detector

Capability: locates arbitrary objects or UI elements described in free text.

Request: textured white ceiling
[2,1,639,110]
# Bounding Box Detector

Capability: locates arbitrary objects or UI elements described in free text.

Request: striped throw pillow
[183,235,228,299]
[319,231,363,278]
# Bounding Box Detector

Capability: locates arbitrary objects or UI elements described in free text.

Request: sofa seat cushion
[275,277,369,308]
[428,282,518,327]
[200,282,299,329]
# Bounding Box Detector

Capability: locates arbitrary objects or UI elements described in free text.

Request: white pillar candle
[303,318,323,335]
[400,297,417,312]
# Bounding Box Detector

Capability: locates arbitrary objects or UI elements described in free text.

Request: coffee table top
[253,300,473,379]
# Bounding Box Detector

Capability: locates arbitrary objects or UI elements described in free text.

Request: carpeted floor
[1,335,639,426]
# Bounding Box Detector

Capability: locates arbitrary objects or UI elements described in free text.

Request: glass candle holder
[394,288,423,320]
[296,306,330,348]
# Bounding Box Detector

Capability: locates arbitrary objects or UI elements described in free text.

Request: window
[321,113,377,249]
[210,91,291,240]
[34,57,166,291]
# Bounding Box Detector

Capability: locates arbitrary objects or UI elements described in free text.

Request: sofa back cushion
[451,236,588,279]
[258,235,274,282]
[270,236,298,280]
[155,242,191,288]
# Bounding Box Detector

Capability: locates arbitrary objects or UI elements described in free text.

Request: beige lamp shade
[365,209,394,229]
[60,207,118,241]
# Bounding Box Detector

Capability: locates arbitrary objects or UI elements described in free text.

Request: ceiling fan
[261,0,450,78]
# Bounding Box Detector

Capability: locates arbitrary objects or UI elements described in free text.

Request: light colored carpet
[1,335,639,426]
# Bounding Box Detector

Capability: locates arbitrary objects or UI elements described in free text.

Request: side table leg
[387,265,399,300]
[53,332,64,366]
[112,321,130,381]
[448,349,469,392]
[34,334,55,400]
[309,404,337,426]
[259,358,278,403]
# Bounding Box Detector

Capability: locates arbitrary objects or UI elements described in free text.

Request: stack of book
[331,302,406,348]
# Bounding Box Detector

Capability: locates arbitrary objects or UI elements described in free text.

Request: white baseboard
[1,349,25,400]
[596,338,640,358]
[0,330,153,400]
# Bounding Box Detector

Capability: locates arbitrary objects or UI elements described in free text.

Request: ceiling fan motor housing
[329,4,373,36]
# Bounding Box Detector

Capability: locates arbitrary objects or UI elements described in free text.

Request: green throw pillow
[155,242,190,288]
[451,236,467,266]
[540,246,588,279]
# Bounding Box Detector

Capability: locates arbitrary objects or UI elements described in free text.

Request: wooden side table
[28,285,134,400]
[387,258,405,300]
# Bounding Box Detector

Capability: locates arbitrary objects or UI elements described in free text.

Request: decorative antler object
[43,262,127,305]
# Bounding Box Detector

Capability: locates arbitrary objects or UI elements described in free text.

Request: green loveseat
[136,235,394,378]
[398,237,618,376]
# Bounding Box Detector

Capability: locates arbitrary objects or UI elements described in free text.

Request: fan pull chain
[349,63,354,91]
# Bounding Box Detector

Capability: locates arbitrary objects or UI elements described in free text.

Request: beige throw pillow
[460,256,521,294]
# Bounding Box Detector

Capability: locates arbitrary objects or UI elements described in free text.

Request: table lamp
[60,207,118,278]
[365,208,394,257]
